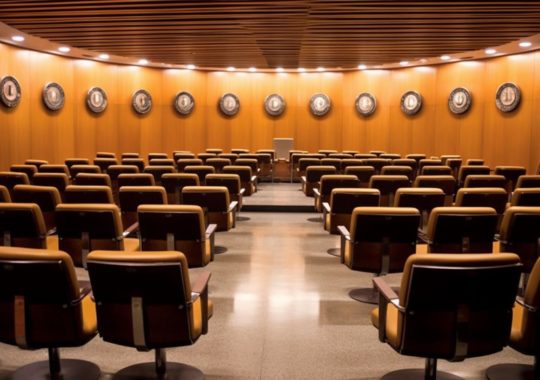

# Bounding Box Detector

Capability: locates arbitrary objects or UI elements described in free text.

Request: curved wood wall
[1,42,539,172]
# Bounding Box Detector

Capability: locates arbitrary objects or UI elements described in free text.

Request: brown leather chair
[121,152,139,159]
[405,153,427,164]
[511,188,540,206]
[206,148,223,154]
[206,173,244,210]
[0,203,57,249]
[302,166,337,197]
[177,158,204,172]
[256,149,275,162]
[12,184,61,232]
[118,186,167,227]
[138,205,216,267]
[340,159,366,173]
[32,172,70,200]
[206,157,232,173]
[320,158,341,172]
[414,175,457,206]
[318,149,338,156]
[235,158,259,174]
[69,164,101,178]
[323,188,380,235]
[0,171,30,196]
[425,207,498,253]
[458,165,491,187]
[381,165,414,181]
[181,186,238,231]
[256,153,273,180]
[516,175,540,189]
[342,150,359,156]
[339,207,420,304]
[466,158,485,165]
[380,153,401,160]
[0,246,99,380]
[64,185,114,204]
[87,250,210,379]
[121,158,145,172]
[364,158,391,174]
[0,185,10,202]
[454,187,508,231]
[223,165,257,196]
[184,165,215,184]
[107,165,140,202]
[197,152,217,163]
[232,148,250,155]
[38,164,70,177]
[161,173,200,204]
[149,158,175,167]
[392,158,418,174]
[354,153,377,160]
[420,165,453,176]
[96,151,116,158]
[218,153,238,164]
[370,150,386,157]
[10,164,37,182]
[297,158,321,178]
[369,175,411,206]
[74,173,112,187]
[148,152,168,161]
[446,158,463,179]
[394,187,446,230]
[117,173,156,187]
[344,166,376,188]
[56,203,139,268]
[440,154,461,165]
[313,174,360,212]
[93,158,118,173]
[494,166,527,193]
[24,159,48,168]
[329,153,352,160]
[143,165,176,185]
[173,152,196,162]
[65,158,90,177]
[486,255,540,380]
[372,253,521,380]
[463,174,506,189]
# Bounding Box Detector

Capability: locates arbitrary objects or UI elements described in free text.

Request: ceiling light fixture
[98,53,109,60]
[519,41,532,48]
[186,64,196,70]
[227,66,236,72]
[297,67,306,73]
[485,48,497,55]
[248,67,257,72]
[358,64,367,70]
[276,67,284,72]
[400,61,409,66]
[316,67,325,72]
[440,55,451,61]
[58,46,70,53]
[138,58,148,65]
[11,35,24,42]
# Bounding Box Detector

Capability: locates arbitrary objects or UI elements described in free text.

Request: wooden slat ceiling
[1,1,540,69]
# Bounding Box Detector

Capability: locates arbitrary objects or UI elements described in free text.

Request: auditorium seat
[161,173,200,204]
[74,173,112,187]
[0,185,10,202]
[117,173,155,187]
[86,250,210,379]
[64,158,90,177]
[93,158,118,173]
[10,164,37,182]
[323,188,380,234]
[414,175,457,206]
[232,148,250,155]
[495,165,528,193]
[462,174,506,188]
[206,173,244,210]
[38,164,70,177]
[183,165,215,185]
[454,187,508,231]
[64,185,114,204]
[0,246,99,380]
[0,203,56,249]
[457,165,493,187]
[354,153,377,160]
[182,186,238,231]
[516,175,540,189]
[0,171,30,196]
[369,175,411,206]
[394,187,446,230]
[96,151,116,158]
[510,188,540,206]
[218,153,238,164]
[173,152,196,162]
[32,173,70,200]
[121,152,139,159]
[235,158,259,174]
[206,157,232,173]
[440,154,461,165]
[138,205,216,267]
[328,153,353,160]
[446,158,463,179]
[149,158,175,167]
[372,253,521,380]
[197,152,217,163]
[118,186,167,227]
[380,153,401,160]
[340,159,367,172]
[392,159,418,175]
[364,158,391,174]
[69,164,101,178]
[313,175,361,212]
[297,157,321,178]
[56,203,139,268]
[121,158,145,172]
[223,165,257,195]
[405,154,427,165]
[177,158,204,172]
[148,152,168,161]
[301,166,337,197]
[344,166,376,188]
[381,165,414,181]
[369,150,386,156]
[417,159,443,175]
[339,207,420,303]
[143,165,176,185]
[107,165,140,201]
[420,165,453,176]
[24,159,48,169]
[320,158,341,172]
[256,153,273,181]
[12,184,61,232]
[318,149,338,156]
[466,158,485,165]
[425,207,498,253]
[206,148,223,154]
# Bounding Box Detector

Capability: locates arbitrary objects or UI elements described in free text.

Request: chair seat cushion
[510,303,535,355]
[124,237,140,251]
[371,303,400,349]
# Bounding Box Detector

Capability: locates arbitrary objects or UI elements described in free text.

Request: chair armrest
[191,271,212,334]
[71,281,92,306]
[228,201,239,213]
[122,222,139,237]
[337,225,350,240]
[337,225,350,264]
[322,202,331,214]
[301,176,307,184]
[47,227,57,236]
[205,223,217,239]
[516,296,538,312]
[313,188,321,198]
[372,276,401,343]
[239,188,246,195]
[250,175,257,183]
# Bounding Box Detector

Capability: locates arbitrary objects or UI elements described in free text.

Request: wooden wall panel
[1,42,540,173]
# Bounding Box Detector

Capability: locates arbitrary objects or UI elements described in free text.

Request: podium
[273,138,294,160]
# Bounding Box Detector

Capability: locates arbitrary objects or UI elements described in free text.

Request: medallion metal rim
[132,89,152,114]
[219,93,240,116]
[173,91,195,115]
[86,86,108,114]
[448,87,472,115]
[400,90,422,115]
[264,93,286,116]
[0,75,22,108]
[355,92,377,116]
[42,82,65,111]
[310,93,331,116]
[495,82,521,113]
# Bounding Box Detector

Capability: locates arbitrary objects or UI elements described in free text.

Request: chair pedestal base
[349,287,378,304]
[214,246,228,254]
[112,362,204,380]
[307,216,323,223]
[13,359,100,380]
[485,364,534,380]
[382,369,462,380]
[327,248,340,257]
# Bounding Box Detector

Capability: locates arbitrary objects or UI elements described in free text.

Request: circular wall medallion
[355,92,377,116]
[0,76,21,108]
[310,93,331,116]
[86,87,108,113]
[400,91,422,115]
[264,93,286,116]
[174,91,195,115]
[448,87,472,115]
[42,82,65,111]
[496,82,521,112]
[132,89,152,114]
[219,93,240,116]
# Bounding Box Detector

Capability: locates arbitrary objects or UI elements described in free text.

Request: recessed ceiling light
[519,41,532,48]
[440,55,451,61]
[227,66,236,72]
[485,48,497,55]
[186,64,196,70]
[316,67,325,72]
[400,61,409,66]
[419,58,427,63]
[248,67,257,72]
[11,35,24,42]
[98,53,109,60]
[358,64,367,70]
[276,67,284,72]
[138,59,148,65]
[297,67,306,73]
[58,46,70,53]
